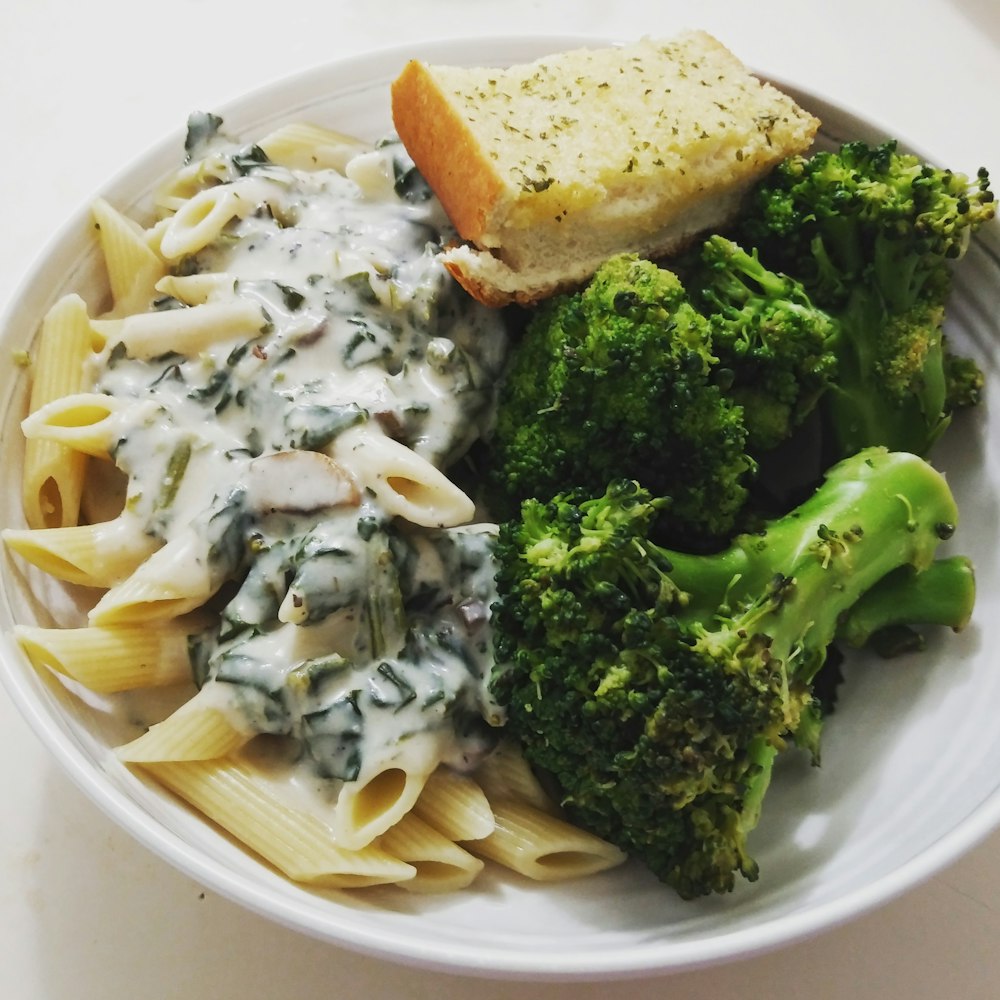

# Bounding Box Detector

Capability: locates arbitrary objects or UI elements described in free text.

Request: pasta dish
[2,115,626,892]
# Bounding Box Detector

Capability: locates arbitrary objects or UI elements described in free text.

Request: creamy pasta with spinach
[96,113,509,785]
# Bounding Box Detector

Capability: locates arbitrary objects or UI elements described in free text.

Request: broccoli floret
[874,296,947,399]
[485,254,752,545]
[691,235,839,452]
[732,140,994,459]
[944,348,986,410]
[491,448,966,898]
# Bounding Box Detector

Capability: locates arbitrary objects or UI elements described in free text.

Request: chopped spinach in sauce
[94,117,509,787]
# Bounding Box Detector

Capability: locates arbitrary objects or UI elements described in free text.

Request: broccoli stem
[737,736,777,854]
[838,555,975,651]
[727,449,957,674]
[674,448,960,878]
[667,447,959,655]
[822,289,950,459]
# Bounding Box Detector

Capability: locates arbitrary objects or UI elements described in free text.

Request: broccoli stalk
[822,286,952,457]
[837,554,975,655]
[732,139,994,461]
[491,448,966,898]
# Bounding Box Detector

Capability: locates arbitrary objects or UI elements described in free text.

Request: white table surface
[2,1,999,996]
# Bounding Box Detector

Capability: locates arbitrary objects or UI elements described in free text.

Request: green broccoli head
[732,140,992,460]
[486,255,752,545]
[491,450,967,898]
[692,235,839,452]
[491,479,789,897]
[735,139,995,312]
[874,295,946,400]
[943,348,985,410]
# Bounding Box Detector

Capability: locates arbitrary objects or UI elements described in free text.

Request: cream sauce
[91,115,509,791]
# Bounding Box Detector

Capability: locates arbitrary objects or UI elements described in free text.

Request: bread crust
[441,181,750,306]
[391,60,507,243]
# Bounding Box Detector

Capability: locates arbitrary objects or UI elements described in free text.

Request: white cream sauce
[91,115,509,791]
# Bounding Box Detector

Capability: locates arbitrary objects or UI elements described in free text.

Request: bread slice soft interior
[390,32,820,306]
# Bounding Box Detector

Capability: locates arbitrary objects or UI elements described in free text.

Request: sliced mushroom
[244,451,359,514]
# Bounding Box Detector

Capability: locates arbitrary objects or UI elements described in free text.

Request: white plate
[2,36,999,981]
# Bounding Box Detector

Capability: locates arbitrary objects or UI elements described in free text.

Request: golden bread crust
[391,60,508,243]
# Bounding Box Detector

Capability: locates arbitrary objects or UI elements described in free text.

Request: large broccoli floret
[690,234,839,453]
[491,448,968,899]
[484,254,752,545]
[732,139,994,459]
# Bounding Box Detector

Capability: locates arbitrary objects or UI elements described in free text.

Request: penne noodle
[152,156,233,215]
[21,391,153,460]
[256,122,372,173]
[143,215,175,253]
[20,294,102,529]
[116,690,249,762]
[13,620,194,693]
[465,799,626,882]
[89,526,222,626]
[332,426,475,528]
[154,272,237,306]
[157,177,274,259]
[22,440,90,532]
[344,151,398,202]
[91,197,167,316]
[91,299,266,359]
[138,757,416,888]
[377,812,483,894]
[332,761,435,851]
[412,767,495,842]
[2,516,160,588]
[474,740,561,816]
[5,117,592,898]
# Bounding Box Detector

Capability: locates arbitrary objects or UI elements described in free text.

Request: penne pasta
[89,526,223,626]
[473,740,561,816]
[256,122,372,173]
[465,799,627,882]
[20,294,101,529]
[152,156,232,215]
[143,215,176,253]
[157,177,274,259]
[2,516,160,588]
[344,151,398,202]
[412,767,496,842]
[332,425,475,528]
[21,391,153,460]
[3,116,620,899]
[91,197,167,316]
[116,690,250,762]
[91,299,266,359]
[13,620,194,693]
[138,757,416,888]
[331,760,435,850]
[377,812,483,894]
[153,272,237,306]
